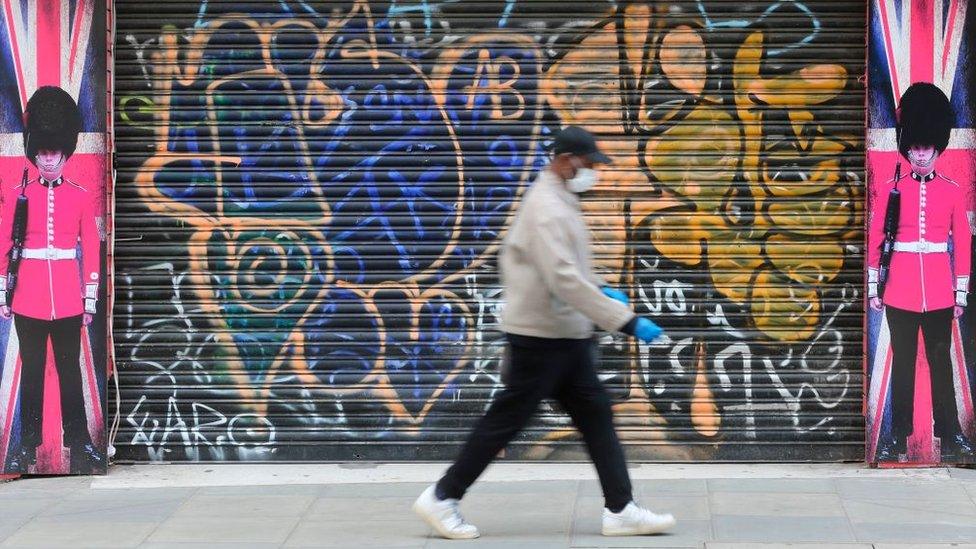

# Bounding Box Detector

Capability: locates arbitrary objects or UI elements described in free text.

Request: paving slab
[429,541,570,549]
[307,496,421,519]
[284,518,429,547]
[635,479,710,496]
[852,522,976,544]
[196,484,322,497]
[322,481,430,497]
[948,467,976,481]
[466,508,573,540]
[139,541,281,549]
[169,494,315,520]
[0,515,33,544]
[706,545,872,549]
[1,519,154,548]
[710,491,846,517]
[873,545,976,549]
[4,465,976,547]
[711,515,855,543]
[147,516,301,545]
[35,488,193,523]
[461,492,577,517]
[843,497,976,525]
[706,478,836,494]
[836,479,972,501]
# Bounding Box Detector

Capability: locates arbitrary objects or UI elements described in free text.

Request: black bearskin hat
[22,86,81,165]
[897,82,953,159]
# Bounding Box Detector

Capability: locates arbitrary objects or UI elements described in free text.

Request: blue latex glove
[634,317,663,343]
[601,286,629,305]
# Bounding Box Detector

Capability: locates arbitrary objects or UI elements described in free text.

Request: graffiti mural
[114,0,865,461]
[0,0,109,474]
[866,0,976,465]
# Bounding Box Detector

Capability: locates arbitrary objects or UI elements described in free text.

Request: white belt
[893,240,948,253]
[23,247,77,260]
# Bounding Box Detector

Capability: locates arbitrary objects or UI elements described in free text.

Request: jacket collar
[39,176,63,188]
[539,169,580,209]
[910,171,936,183]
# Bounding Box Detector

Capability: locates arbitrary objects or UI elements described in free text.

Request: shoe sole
[412,500,481,540]
[602,518,676,536]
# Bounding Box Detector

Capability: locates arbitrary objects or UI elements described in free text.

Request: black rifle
[877,163,902,299]
[5,168,29,307]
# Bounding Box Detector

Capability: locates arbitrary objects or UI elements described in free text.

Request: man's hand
[602,287,629,305]
[870,297,883,311]
[0,306,10,320]
[955,306,964,319]
[83,313,94,326]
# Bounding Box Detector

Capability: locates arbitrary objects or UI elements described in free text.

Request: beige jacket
[499,170,635,339]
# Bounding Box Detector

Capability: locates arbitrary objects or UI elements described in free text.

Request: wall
[113,0,866,462]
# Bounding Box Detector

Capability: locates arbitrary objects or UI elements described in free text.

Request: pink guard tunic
[0,177,100,320]
[868,171,972,312]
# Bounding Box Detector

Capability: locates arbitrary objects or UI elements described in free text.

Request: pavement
[3,463,976,548]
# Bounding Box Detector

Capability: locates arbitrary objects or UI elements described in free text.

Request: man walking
[413,126,675,539]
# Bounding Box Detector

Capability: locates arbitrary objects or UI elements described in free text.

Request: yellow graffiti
[544,5,859,343]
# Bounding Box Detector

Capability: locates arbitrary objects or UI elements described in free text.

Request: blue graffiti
[151,7,542,393]
[696,0,821,56]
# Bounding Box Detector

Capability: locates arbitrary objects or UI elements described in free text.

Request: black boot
[70,443,105,474]
[7,446,37,473]
[876,437,905,461]
[892,436,908,455]
[941,434,975,460]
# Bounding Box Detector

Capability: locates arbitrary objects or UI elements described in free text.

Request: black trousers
[886,306,961,441]
[437,335,633,511]
[15,314,91,451]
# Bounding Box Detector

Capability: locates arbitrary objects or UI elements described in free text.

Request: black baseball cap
[551,126,613,164]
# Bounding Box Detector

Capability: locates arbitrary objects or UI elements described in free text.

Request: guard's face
[36,149,66,180]
[907,145,938,175]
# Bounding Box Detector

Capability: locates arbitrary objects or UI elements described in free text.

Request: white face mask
[566,159,599,193]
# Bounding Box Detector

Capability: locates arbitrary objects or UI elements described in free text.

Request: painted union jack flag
[0,0,106,474]
[869,0,976,148]
[866,0,976,464]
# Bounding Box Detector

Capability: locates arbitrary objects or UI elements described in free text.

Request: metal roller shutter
[112,0,865,462]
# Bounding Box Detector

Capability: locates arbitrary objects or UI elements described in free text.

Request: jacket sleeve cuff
[956,276,969,293]
[867,268,879,298]
[84,283,98,314]
[956,276,969,307]
[620,316,639,336]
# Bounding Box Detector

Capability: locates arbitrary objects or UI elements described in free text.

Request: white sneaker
[602,502,676,536]
[412,485,480,540]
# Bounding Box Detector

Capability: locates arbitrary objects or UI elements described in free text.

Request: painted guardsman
[868,82,973,460]
[0,86,103,473]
